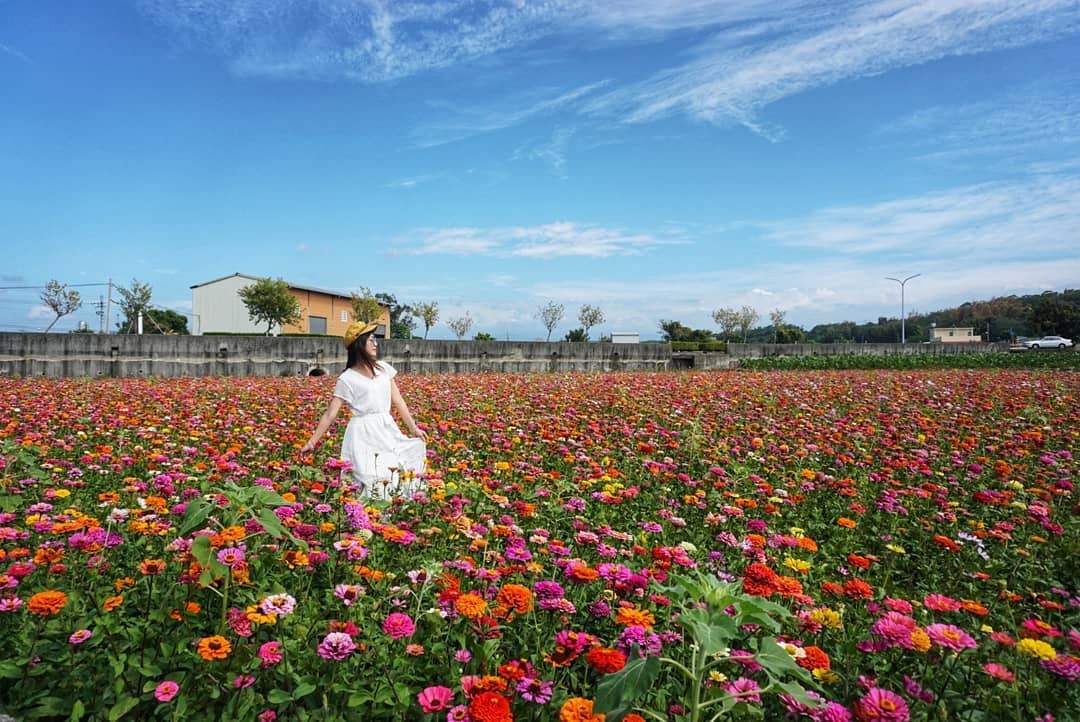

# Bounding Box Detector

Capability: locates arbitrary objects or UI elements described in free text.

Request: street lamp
[885,273,921,343]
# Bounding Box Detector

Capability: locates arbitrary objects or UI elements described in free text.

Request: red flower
[586,646,627,674]
[468,691,512,722]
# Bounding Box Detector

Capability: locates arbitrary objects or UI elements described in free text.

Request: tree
[769,308,787,343]
[711,307,740,341]
[660,320,716,342]
[564,328,588,342]
[578,304,605,341]
[736,305,759,343]
[375,292,416,339]
[116,279,153,333]
[237,277,302,335]
[40,280,81,333]
[350,287,382,325]
[536,300,565,342]
[414,301,439,339]
[145,308,189,335]
[1029,295,1080,339]
[474,332,496,341]
[446,313,473,340]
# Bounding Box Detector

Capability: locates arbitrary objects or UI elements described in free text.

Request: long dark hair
[345,331,380,376]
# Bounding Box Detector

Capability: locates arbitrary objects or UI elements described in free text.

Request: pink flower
[854,688,909,722]
[721,677,762,703]
[317,632,357,661]
[233,674,256,689]
[258,640,283,667]
[68,629,92,645]
[923,594,961,613]
[258,711,277,722]
[982,663,1015,682]
[925,623,977,652]
[382,612,416,639]
[154,680,180,702]
[417,685,454,713]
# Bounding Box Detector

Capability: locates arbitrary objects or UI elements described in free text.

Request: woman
[301,321,427,499]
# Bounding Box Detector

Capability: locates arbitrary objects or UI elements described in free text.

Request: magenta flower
[216,546,245,567]
[382,612,416,639]
[516,677,554,704]
[853,688,909,722]
[417,685,454,713]
[722,676,762,703]
[982,663,1015,682]
[926,623,977,652]
[317,632,357,661]
[233,674,256,689]
[68,629,92,645]
[258,640,283,667]
[154,680,180,702]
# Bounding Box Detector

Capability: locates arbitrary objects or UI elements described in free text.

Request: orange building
[191,273,390,337]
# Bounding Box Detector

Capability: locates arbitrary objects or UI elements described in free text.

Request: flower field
[0,370,1077,722]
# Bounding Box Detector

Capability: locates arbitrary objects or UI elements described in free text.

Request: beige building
[191,273,390,338]
[931,326,979,343]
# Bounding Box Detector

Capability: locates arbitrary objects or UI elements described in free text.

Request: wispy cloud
[513,127,574,178]
[400,221,675,258]
[586,0,1080,137]
[0,42,32,64]
[410,82,606,148]
[759,171,1080,258]
[878,77,1080,168]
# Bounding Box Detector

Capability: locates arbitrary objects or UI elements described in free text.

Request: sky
[3,0,1080,340]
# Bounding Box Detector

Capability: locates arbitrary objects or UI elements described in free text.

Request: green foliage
[671,341,728,352]
[349,287,382,325]
[39,280,82,333]
[238,278,303,335]
[115,279,153,334]
[661,320,716,343]
[564,328,588,342]
[473,332,496,341]
[738,351,1080,370]
[596,573,817,722]
[144,308,189,335]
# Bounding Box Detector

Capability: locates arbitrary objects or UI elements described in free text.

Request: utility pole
[106,278,113,334]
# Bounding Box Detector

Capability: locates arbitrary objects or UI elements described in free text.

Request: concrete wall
[0,333,671,378]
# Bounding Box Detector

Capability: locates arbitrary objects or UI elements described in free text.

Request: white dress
[333,363,427,500]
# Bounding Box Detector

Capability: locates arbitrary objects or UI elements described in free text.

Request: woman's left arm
[391,379,427,440]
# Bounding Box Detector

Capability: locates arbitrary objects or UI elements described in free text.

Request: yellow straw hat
[344,321,378,348]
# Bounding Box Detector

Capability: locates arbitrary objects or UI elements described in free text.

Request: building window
[340,310,349,322]
[309,316,327,335]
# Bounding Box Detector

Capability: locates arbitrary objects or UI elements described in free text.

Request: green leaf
[347,692,373,707]
[267,689,292,704]
[293,682,317,699]
[753,637,807,679]
[25,697,69,720]
[178,497,212,536]
[69,699,86,722]
[257,507,290,539]
[0,660,22,678]
[595,655,660,713]
[190,534,213,566]
[106,696,140,721]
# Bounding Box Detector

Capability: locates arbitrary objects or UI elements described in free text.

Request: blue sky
[3,0,1079,340]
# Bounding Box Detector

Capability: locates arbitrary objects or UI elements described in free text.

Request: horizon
[4,1,1080,340]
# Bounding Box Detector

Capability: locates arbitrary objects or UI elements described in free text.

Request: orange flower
[796,645,831,671]
[843,579,873,599]
[27,590,67,616]
[586,646,627,674]
[468,691,512,722]
[455,592,489,620]
[837,517,857,529]
[139,558,167,575]
[495,584,533,615]
[196,635,233,661]
[933,534,961,552]
[742,563,779,597]
[615,606,655,629]
[960,599,988,616]
[847,554,871,570]
[103,595,124,612]
[559,697,604,722]
[796,536,818,553]
[622,715,646,722]
[567,561,600,583]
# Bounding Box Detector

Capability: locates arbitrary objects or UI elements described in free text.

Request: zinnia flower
[27,590,67,616]
[154,680,180,702]
[853,687,909,722]
[1016,638,1058,660]
[558,696,604,722]
[455,592,489,619]
[317,631,357,661]
[926,623,977,652]
[983,663,1015,682]
[468,691,512,722]
[68,629,92,645]
[258,640,283,667]
[382,612,416,639]
[417,685,454,713]
[586,646,627,674]
[196,635,233,661]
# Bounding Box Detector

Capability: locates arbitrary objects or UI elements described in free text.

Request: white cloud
[760,171,1080,257]
[0,42,31,64]
[585,0,1080,136]
[401,221,674,258]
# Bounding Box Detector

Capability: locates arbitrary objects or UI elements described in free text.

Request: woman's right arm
[300,397,344,454]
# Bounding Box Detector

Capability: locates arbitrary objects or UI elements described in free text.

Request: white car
[1023,335,1074,349]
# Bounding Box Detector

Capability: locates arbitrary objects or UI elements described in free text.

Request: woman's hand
[300,439,316,455]
[410,426,428,441]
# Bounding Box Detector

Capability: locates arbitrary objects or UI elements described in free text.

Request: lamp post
[885,273,921,343]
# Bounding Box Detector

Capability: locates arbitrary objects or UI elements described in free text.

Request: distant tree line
[660,290,1080,344]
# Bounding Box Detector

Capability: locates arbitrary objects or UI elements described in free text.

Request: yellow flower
[1016,639,1057,660]
[708,671,728,683]
[809,607,843,630]
[885,544,906,554]
[813,669,840,684]
[783,557,811,574]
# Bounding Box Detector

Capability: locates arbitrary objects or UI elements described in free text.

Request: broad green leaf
[190,534,213,566]
[293,682,317,699]
[267,689,292,704]
[106,696,139,721]
[178,497,211,536]
[595,655,660,713]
